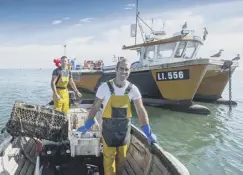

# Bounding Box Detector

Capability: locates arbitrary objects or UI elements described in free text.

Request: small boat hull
[0,102,190,175]
[194,60,238,102]
[72,59,211,114]
[0,125,189,175]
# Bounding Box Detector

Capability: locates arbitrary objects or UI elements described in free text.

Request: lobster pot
[68,108,102,157]
[5,101,68,142]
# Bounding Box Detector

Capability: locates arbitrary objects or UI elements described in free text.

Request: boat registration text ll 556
[156,70,190,81]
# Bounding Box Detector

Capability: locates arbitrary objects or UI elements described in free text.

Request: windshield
[144,46,155,60]
[174,41,199,59]
[157,42,177,59]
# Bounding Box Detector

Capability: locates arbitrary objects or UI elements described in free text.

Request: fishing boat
[68,0,214,115]
[71,29,212,115]
[193,56,239,104]
[0,97,190,175]
[122,29,239,105]
[72,22,239,113]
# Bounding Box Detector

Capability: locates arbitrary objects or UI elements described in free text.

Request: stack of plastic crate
[68,108,102,157]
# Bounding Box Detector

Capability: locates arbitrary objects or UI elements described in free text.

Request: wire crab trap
[5,101,68,142]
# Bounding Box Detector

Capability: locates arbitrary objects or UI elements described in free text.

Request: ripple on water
[1,69,243,175]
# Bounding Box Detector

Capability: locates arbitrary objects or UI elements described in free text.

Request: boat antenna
[137,13,145,43]
[135,0,138,44]
[151,18,154,31]
[133,0,156,44]
[64,45,67,56]
[137,15,154,33]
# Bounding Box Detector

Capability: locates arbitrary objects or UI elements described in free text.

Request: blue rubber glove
[76,119,95,135]
[141,124,157,145]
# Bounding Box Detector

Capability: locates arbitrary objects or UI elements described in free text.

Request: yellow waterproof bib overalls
[102,79,133,175]
[53,68,70,114]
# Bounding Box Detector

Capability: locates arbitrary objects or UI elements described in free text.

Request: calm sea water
[0,69,242,175]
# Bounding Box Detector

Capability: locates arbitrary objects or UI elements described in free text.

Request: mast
[135,0,138,44]
[64,45,66,56]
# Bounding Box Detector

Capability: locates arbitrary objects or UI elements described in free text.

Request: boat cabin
[122,30,203,67]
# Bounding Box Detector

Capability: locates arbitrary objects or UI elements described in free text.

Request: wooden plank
[25,142,37,175]
[152,156,169,174]
[128,136,152,174]
[14,138,35,175]
[19,159,31,175]
[122,168,128,175]
[129,144,150,166]
[150,163,165,175]
[25,164,35,175]
[18,138,36,175]
[126,152,144,175]
[124,160,135,175]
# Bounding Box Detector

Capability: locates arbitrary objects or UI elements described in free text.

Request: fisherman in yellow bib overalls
[51,56,82,114]
[77,58,157,175]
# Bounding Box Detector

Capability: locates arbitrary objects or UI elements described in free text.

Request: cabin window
[175,41,199,59]
[157,43,176,59]
[174,41,187,58]
[183,41,199,59]
[144,46,155,60]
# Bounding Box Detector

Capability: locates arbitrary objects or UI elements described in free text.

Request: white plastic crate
[68,108,102,157]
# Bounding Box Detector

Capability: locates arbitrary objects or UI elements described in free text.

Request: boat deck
[1,137,160,175]
[0,137,36,175]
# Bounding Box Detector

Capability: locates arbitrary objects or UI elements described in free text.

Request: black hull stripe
[94,71,164,99]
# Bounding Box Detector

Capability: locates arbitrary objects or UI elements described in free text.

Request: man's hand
[134,98,157,145]
[141,124,157,145]
[76,118,95,134]
[69,78,82,98]
[75,91,82,98]
[55,94,61,100]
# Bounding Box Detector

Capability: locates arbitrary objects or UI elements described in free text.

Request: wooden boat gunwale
[0,126,189,175]
[130,124,189,175]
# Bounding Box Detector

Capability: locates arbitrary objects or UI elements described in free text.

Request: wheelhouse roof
[122,34,203,50]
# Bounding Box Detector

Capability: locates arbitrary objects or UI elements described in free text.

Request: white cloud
[69,18,93,28]
[52,20,62,25]
[52,17,70,25]
[1,1,243,69]
[124,3,136,10]
[125,4,135,7]
[80,18,93,23]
